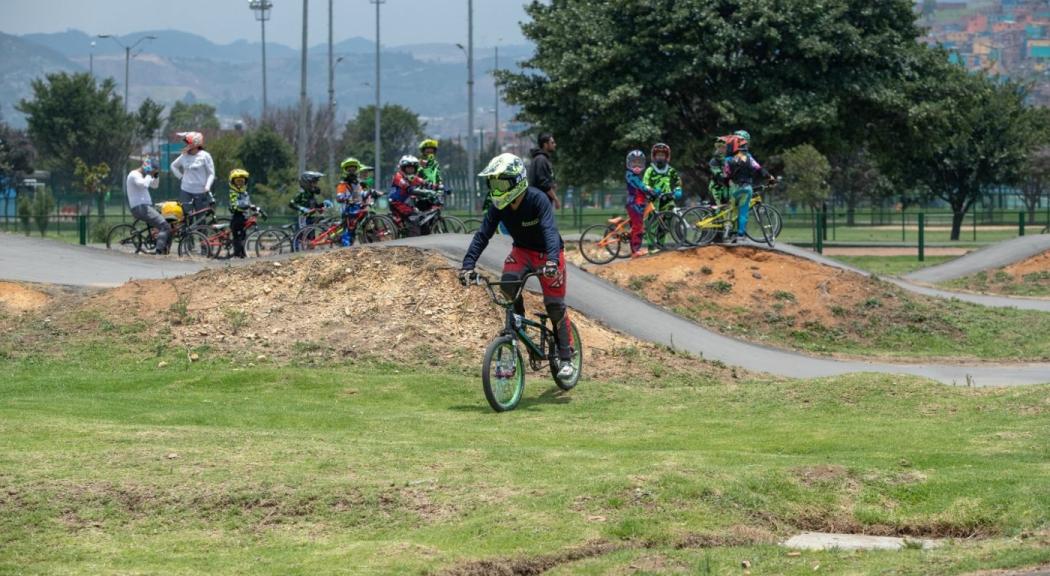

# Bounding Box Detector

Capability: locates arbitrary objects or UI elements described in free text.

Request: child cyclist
[388,155,427,236]
[642,142,683,208]
[228,168,252,258]
[289,171,326,230]
[625,149,656,258]
[418,138,443,191]
[722,130,773,242]
[336,157,365,246]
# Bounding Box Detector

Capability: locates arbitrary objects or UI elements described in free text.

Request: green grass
[1,347,1048,575]
[831,255,957,277]
[945,269,1050,299]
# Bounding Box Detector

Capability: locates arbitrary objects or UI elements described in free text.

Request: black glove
[542,261,559,279]
[458,268,479,286]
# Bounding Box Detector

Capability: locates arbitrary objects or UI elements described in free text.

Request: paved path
[904,235,1050,284]
[394,235,1049,387]
[773,242,1050,312]
[3,232,1048,386]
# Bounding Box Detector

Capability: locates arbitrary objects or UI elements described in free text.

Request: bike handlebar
[470,271,540,307]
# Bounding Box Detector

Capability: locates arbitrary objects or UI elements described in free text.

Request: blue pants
[731,185,753,236]
[341,205,362,246]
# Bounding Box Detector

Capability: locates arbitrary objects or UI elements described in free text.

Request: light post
[494,39,501,154]
[370,0,385,191]
[297,0,309,173]
[248,0,273,118]
[456,41,475,213]
[89,40,95,77]
[328,56,345,186]
[97,34,157,112]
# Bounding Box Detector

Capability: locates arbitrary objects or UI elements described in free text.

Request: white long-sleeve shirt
[126,169,159,208]
[170,150,216,194]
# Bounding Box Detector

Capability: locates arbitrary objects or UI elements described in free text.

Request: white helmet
[398,155,420,173]
[177,131,204,147]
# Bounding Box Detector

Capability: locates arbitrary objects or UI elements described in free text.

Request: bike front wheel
[680,206,719,246]
[548,320,583,391]
[435,215,466,234]
[106,224,140,254]
[481,335,525,412]
[579,223,621,265]
[253,229,288,257]
[746,204,776,247]
[178,230,212,260]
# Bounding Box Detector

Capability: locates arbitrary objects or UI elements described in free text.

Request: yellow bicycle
[681,186,782,247]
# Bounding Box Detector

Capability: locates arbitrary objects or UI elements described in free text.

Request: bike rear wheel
[481,335,525,412]
[462,218,484,233]
[435,215,466,234]
[253,229,288,257]
[648,211,687,251]
[579,223,621,264]
[681,206,719,246]
[294,225,338,251]
[547,320,583,391]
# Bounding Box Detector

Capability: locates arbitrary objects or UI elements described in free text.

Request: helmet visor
[487,174,525,208]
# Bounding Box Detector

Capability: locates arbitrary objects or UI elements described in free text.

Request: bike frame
[481,272,554,363]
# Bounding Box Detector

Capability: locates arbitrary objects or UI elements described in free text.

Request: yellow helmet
[340,157,362,175]
[418,138,439,153]
[229,168,250,186]
[158,201,184,222]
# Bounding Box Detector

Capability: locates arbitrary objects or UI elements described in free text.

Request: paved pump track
[903,234,1050,285]
[2,232,1048,386]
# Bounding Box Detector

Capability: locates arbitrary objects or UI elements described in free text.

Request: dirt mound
[0,282,51,312]
[581,245,1040,361]
[945,249,1050,298]
[56,247,728,383]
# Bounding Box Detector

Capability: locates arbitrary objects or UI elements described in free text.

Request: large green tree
[500,0,923,189]
[237,125,293,187]
[16,72,134,214]
[135,98,165,150]
[338,104,424,177]
[888,54,1029,240]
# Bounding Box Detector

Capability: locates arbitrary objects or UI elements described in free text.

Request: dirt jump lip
[2,231,1047,386]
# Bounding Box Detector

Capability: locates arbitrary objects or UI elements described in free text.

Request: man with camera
[126,157,171,254]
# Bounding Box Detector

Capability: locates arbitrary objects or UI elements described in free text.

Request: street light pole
[98,34,157,113]
[297,0,309,174]
[89,41,95,77]
[371,0,385,190]
[328,0,334,184]
[494,43,499,154]
[467,0,475,213]
[249,0,273,118]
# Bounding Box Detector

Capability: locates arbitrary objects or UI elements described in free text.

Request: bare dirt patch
[0,281,51,312]
[946,250,1050,298]
[18,246,735,384]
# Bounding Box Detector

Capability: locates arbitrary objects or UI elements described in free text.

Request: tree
[237,125,294,187]
[135,98,165,150]
[16,193,31,235]
[16,72,134,213]
[207,131,244,200]
[0,120,35,183]
[828,148,891,225]
[338,104,425,175]
[781,144,831,213]
[163,101,220,138]
[31,186,56,237]
[1016,107,1050,224]
[250,101,336,174]
[73,158,111,216]
[500,0,923,188]
[890,55,1028,240]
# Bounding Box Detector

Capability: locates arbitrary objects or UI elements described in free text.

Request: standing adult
[169,131,216,223]
[528,132,559,208]
[126,157,170,254]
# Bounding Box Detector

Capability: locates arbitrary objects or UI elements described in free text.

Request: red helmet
[651,142,670,162]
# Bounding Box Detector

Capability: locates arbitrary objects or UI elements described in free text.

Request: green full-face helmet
[733,130,751,142]
[479,153,528,209]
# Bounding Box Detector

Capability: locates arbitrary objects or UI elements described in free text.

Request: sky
[0,0,531,47]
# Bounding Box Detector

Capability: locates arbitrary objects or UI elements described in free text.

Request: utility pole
[249,0,273,118]
[467,0,475,212]
[371,0,385,190]
[297,0,309,173]
[89,41,95,77]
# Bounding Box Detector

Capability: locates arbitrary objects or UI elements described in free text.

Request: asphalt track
[904,234,1050,284]
[2,232,1047,386]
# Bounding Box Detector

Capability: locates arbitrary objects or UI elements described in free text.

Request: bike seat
[607,216,627,225]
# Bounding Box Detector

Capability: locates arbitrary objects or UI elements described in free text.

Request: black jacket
[463,187,564,269]
[528,148,555,193]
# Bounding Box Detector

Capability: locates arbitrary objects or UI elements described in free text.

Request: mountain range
[0,29,533,137]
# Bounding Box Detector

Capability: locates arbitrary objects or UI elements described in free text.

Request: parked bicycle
[177,205,269,260]
[465,270,583,412]
[293,190,397,251]
[577,192,686,264]
[389,188,466,237]
[106,203,224,255]
[680,185,782,248]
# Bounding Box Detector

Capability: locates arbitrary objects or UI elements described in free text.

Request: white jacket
[170,150,216,194]
[126,169,159,208]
